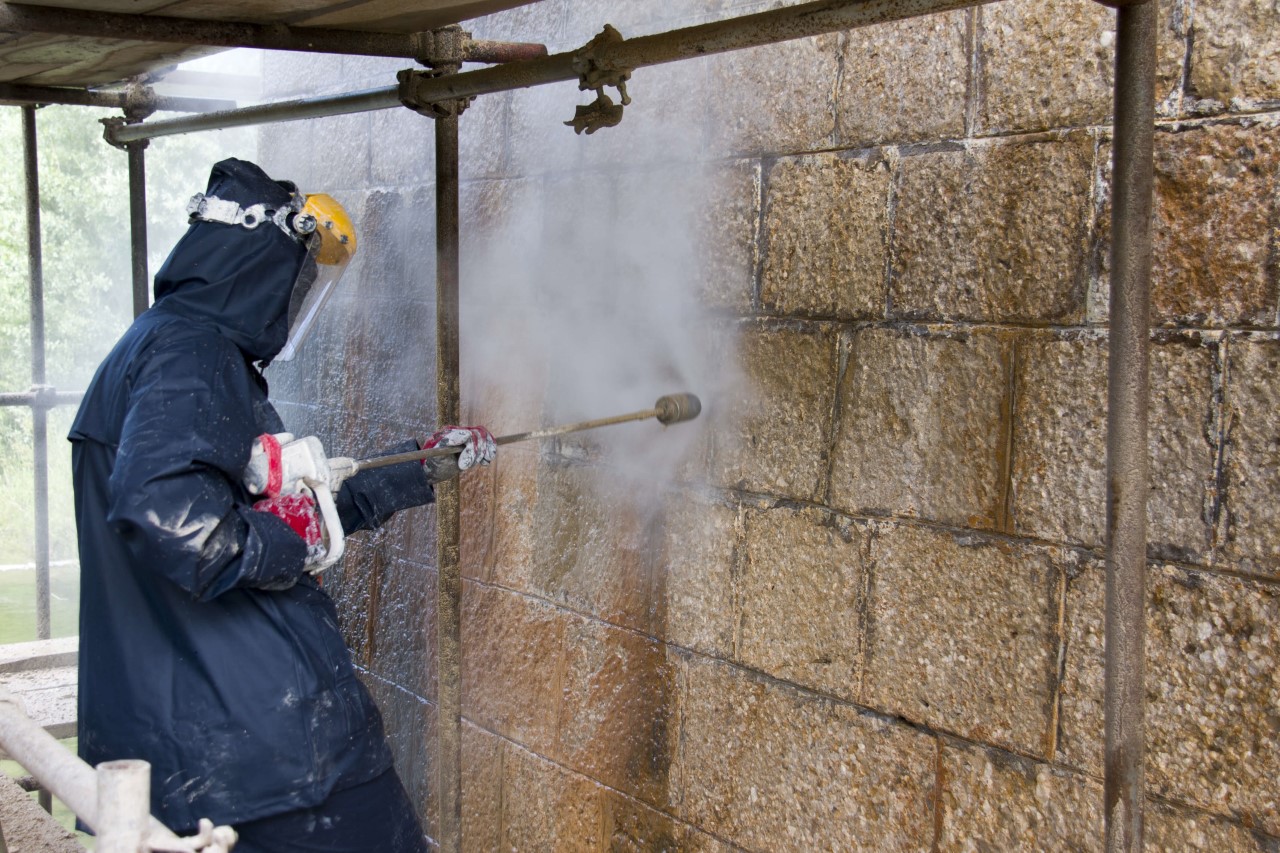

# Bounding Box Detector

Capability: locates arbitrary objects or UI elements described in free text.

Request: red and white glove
[254,492,325,562]
[421,425,497,483]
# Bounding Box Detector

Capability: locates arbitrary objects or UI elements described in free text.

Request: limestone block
[1189,0,1280,106]
[837,10,968,147]
[556,618,680,806]
[695,160,759,315]
[461,722,503,853]
[460,582,565,756]
[1223,335,1280,578]
[760,152,890,320]
[527,463,661,632]
[258,110,371,194]
[863,524,1060,758]
[1059,562,1280,835]
[369,558,437,702]
[674,656,936,850]
[1145,800,1275,852]
[459,91,512,180]
[601,790,734,852]
[463,442,540,588]
[500,744,605,851]
[938,742,1104,851]
[371,106,435,188]
[1150,123,1280,327]
[656,492,738,656]
[829,327,1007,530]
[892,135,1094,324]
[710,322,839,501]
[738,504,867,702]
[1012,332,1219,558]
[977,0,1184,133]
[704,35,839,155]
[372,676,436,833]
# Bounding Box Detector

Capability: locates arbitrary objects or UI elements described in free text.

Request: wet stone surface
[1223,335,1280,579]
[1059,561,1280,835]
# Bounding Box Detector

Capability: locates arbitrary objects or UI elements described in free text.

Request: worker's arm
[335,441,435,534]
[106,332,307,600]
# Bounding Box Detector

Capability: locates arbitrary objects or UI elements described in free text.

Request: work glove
[253,492,325,565]
[421,425,497,484]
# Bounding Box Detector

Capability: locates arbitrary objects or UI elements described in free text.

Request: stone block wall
[262,0,1279,848]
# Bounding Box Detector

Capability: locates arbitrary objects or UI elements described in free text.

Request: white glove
[421,425,497,483]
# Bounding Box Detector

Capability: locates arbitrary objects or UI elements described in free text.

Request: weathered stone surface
[710,322,839,501]
[1189,0,1280,106]
[258,110,371,193]
[695,160,759,315]
[458,91,512,180]
[739,504,867,702]
[462,442,540,587]
[938,742,1104,851]
[370,106,435,188]
[460,582,564,756]
[1145,800,1275,852]
[977,0,1185,132]
[500,744,605,851]
[369,557,436,701]
[674,657,936,851]
[760,152,890,320]
[364,674,436,838]
[837,10,968,146]
[1223,335,1280,578]
[892,135,1094,324]
[829,327,1008,530]
[527,463,661,632]
[578,60,711,172]
[1059,562,1280,834]
[506,80,589,177]
[704,35,839,155]
[655,492,738,657]
[863,524,1060,757]
[1148,123,1280,327]
[461,721,503,853]
[1012,332,1219,558]
[601,790,734,853]
[556,618,679,806]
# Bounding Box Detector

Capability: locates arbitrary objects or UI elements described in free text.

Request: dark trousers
[229,771,429,853]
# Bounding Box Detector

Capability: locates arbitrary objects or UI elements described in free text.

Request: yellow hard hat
[300,193,357,266]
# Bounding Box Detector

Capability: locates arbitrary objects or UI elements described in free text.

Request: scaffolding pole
[127,140,150,317]
[1103,1,1156,851]
[103,0,999,145]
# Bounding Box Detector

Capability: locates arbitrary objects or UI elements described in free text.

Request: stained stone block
[656,492,738,656]
[460,582,565,756]
[1189,0,1280,106]
[837,10,968,147]
[891,135,1094,324]
[1059,562,1280,835]
[710,323,839,501]
[674,657,936,850]
[862,524,1060,758]
[977,0,1184,132]
[938,743,1104,851]
[695,160,759,315]
[1223,336,1280,578]
[828,327,1007,530]
[1012,332,1219,558]
[556,618,679,806]
[1145,801,1275,852]
[461,722,503,853]
[463,442,541,588]
[1149,124,1280,327]
[760,152,890,321]
[500,744,604,850]
[738,504,867,702]
[601,791,733,853]
[527,463,660,632]
[704,35,840,155]
[369,558,436,702]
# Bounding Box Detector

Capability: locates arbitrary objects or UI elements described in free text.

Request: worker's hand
[253,492,325,563]
[421,425,497,483]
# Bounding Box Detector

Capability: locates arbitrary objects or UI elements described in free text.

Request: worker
[68,158,493,852]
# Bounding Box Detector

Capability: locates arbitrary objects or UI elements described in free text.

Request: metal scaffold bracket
[564,24,633,134]
[101,81,156,150]
[398,25,474,119]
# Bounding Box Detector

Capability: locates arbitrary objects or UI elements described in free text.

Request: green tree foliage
[0,102,255,637]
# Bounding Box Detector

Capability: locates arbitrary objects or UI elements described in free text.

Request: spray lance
[243,393,702,572]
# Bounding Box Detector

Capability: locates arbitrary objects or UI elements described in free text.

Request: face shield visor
[276,194,357,362]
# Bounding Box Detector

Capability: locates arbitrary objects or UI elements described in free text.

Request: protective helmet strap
[186,193,317,242]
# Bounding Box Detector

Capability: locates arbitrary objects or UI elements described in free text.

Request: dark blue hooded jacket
[69,159,433,832]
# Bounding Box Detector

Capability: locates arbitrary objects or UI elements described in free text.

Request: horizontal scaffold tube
[105,0,998,144]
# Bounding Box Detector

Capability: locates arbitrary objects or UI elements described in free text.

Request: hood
[152,159,308,364]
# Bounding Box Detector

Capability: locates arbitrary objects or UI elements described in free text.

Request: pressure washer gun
[242,393,702,574]
[243,433,358,573]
